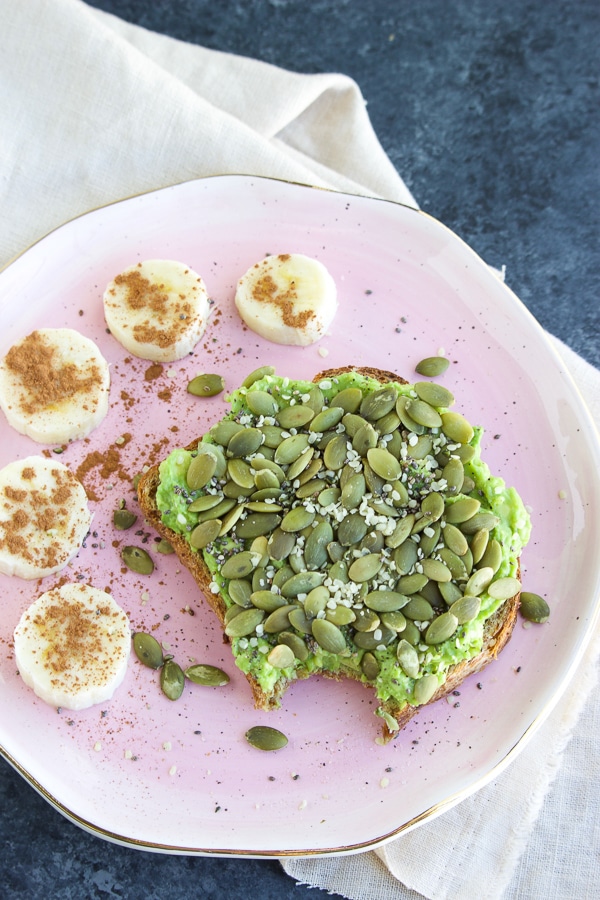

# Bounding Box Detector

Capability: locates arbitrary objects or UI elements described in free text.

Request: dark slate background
[1,2,598,898]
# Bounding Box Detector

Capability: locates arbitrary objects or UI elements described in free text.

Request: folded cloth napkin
[1,2,598,898]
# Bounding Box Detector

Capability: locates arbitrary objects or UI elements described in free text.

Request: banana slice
[14,583,131,710]
[0,456,91,580]
[0,328,110,444]
[235,253,337,346]
[103,259,210,362]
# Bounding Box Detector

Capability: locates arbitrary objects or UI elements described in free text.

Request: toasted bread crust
[137,366,521,740]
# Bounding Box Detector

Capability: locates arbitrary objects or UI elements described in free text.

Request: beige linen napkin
[1,2,598,898]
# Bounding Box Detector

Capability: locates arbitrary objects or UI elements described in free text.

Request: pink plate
[1,176,599,856]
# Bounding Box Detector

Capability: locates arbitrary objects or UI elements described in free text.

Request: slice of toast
[137,366,526,741]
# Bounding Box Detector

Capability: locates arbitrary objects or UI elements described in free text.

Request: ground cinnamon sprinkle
[250,258,315,330]
[109,267,197,349]
[4,331,103,416]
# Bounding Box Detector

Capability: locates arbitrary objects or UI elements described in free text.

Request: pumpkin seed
[418,523,442,558]
[245,390,279,417]
[323,434,349,470]
[449,594,481,624]
[326,605,356,626]
[227,427,264,458]
[395,394,426,434]
[386,514,415,550]
[520,591,550,623]
[396,572,428,595]
[235,512,282,538]
[122,545,154,575]
[402,620,421,645]
[360,385,398,421]
[160,659,185,700]
[413,673,439,705]
[380,610,407,632]
[113,508,137,530]
[278,631,309,661]
[414,381,454,408]
[487,576,521,601]
[376,410,401,436]
[184,664,230,686]
[280,506,315,533]
[403,596,434,620]
[353,625,395,649]
[190,518,222,549]
[225,607,265,637]
[274,433,310,465]
[242,365,276,388]
[470,528,489,564]
[281,571,326,598]
[267,528,296,560]
[341,473,366,510]
[338,512,368,546]
[441,411,474,444]
[367,447,401,481]
[276,404,314,429]
[352,422,378,456]
[341,412,368,438]
[267,643,296,668]
[250,590,288,612]
[228,578,253,607]
[477,538,502,573]
[396,639,420,678]
[155,539,174,554]
[442,457,464,495]
[133,632,164,669]
[187,373,225,397]
[210,419,245,446]
[187,452,217,490]
[188,493,223,513]
[303,586,330,617]
[220,550,260,579]
[353,608,381,632]
[258,424,285,448]
[392,540,419,576]
[245,725,288,751]
[253,469,281,491]
[425,611,458,644]
[288,606,314,633]
[312,618,347,654]
[409,434,434,460]
[195,497,236,523]
[442,523,469,556]
[445,497,481,524]
[405,398,442,428]
[330,387,363,413]
[296,478,324,500]
[286,448,315,481]
[421,557,452,582]
[439,580,464,606]
[348,553,383,582]
[364,590,409,612]
[309,406,344,432]
[464,566,495,596]
[360,651,380,680]
[421,491,445,521]
[304,521,334,569]
[438,547,468,581]
[460,511,500,535]
[415,356,450,377]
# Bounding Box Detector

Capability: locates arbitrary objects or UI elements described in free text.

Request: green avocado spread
[155,368,531,732]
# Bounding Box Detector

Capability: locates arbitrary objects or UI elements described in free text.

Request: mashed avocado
[156,369,531,728]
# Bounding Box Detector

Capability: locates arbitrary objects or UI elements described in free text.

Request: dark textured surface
[2,2,598,898]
